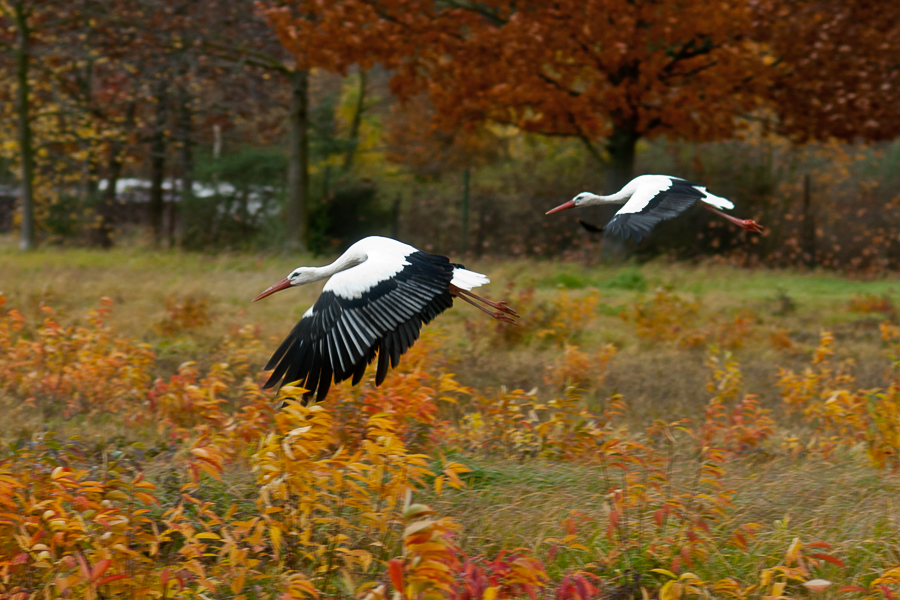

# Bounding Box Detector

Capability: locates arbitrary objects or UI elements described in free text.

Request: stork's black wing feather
[263,251,455,403]
[604,178,704,242]
[577,218,604,234]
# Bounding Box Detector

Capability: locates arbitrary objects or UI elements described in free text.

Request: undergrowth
[0,288,899,600]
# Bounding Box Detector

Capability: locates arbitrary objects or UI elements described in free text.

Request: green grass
[3,236,898,421]
[5,237,900,594]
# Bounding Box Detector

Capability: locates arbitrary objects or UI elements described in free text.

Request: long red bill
[252,278,292,302]
[546,200,576,215]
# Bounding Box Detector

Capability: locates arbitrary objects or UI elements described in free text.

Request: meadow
[3,239,900,600]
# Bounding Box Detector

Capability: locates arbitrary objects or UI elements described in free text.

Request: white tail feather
[451,268,489,291]
[697,187,734,210]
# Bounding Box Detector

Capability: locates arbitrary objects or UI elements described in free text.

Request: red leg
[705,204,764,233]
[453,287,520,317]
[450,286,519,324]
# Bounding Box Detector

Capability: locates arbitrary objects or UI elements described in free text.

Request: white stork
[252,236,518,402]
[546,175,764,242]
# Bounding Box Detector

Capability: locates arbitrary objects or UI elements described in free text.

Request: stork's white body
[609,175,733,214]
[253,236,511,403]
[324,237,488,300]
[547,174,760,242]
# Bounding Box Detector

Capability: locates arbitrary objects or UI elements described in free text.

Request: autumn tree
[378,0,771,191]
[753,0,900,143]
[253,0,409,250]
[0,0,63,250]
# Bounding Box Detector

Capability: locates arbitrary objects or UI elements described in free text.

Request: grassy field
[3,238,900,599]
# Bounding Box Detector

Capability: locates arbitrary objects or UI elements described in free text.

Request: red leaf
[389,558,405,595]
[810,553,845,568]
[91,559,111,582]
[75,553,91,579]
[654,508,665,527]
[97,574,128,587]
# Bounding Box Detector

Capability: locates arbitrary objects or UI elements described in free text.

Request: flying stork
[546,175,764,242]
[252,236,519,403]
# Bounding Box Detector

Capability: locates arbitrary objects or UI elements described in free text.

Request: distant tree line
[0,0,898,265]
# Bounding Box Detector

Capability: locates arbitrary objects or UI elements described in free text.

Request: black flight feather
[263,250,457,403]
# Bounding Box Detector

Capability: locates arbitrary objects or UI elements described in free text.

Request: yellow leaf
[483,587,498,600]
[803,580,832,593]
[651,569,678,579]
[660,580,679,600]
[271,525,283,554]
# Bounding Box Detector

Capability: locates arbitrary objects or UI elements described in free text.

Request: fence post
[461,168,470,255]
[391,193,401,239]
[803,173,815,269]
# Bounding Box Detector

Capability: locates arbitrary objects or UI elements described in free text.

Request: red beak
[546,200,576,215]
[253,278,292,302]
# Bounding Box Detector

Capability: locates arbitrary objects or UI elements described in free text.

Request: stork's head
[545,192,604,214]
[252,267,317,301]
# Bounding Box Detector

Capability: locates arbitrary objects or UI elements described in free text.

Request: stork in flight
[546,175,764,242]
[252,236,519,403]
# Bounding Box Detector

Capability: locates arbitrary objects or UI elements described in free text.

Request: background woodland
[1,0,899,270]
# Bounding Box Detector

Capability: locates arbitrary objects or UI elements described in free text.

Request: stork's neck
[583,189,632,206]
[309,250,368,282]
[600,189,633,203]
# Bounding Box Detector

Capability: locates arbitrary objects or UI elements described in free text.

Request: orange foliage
[0,294,862,598]
[754,0,900,142]
[544,343,617,391]
[154,293,214,336]
[847,294,896,319]
[778,330,900,469]
[0,294,155,417]
[623,289,700,343]
[479,287,603,349]
[377,0,769,163]
[624,290,758,350]
[701,352,774,453]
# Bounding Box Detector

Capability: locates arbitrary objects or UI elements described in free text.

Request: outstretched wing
[604,178,704,242]
[263,252,454,403]
[577,218,604,234]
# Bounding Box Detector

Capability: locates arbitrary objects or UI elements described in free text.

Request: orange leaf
[91,559,111,582]
[389,558,405,595]
[810,553,845,568]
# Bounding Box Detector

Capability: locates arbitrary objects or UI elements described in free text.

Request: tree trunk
[149,79,168,247]
[600,124,639,262]
[605,124,639,193]
[176,84,193,247]
[343,69,367,172]
[92,103,136,249]
[802,173,815,269]
[286,68,309,252]
[391,193,401,239]
[14,1,35,251]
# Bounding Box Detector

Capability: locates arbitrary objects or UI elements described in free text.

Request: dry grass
[5,236,900,598]
[3,236,899,424]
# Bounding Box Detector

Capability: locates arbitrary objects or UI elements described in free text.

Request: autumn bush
[0,294,155,417]
[2,282,900,600]
[622,290,759,350]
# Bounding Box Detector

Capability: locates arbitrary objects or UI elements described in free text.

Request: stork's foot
[457,288,520,317]
[492,312,519,325]
[450,285,521,324]
[738,219,764,233]
[705,204,764,234]
[483,298,520,318]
